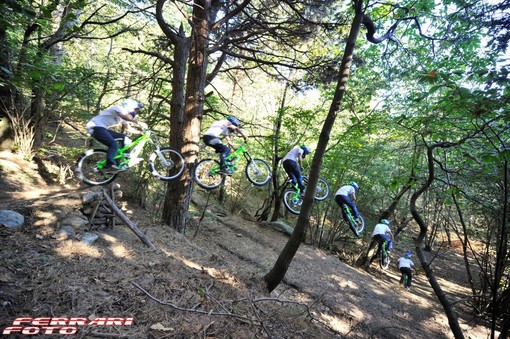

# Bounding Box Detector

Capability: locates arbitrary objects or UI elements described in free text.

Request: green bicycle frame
[343,204,355,223]
[289,182,302,201]
[381,240,389,257]
[208,142,248,175]
[96,131,150,170]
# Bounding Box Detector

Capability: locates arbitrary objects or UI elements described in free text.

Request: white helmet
[123,99,143,113]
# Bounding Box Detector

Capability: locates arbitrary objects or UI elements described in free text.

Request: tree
[264,0,366,292]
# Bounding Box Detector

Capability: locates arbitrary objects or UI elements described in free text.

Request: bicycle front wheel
[75,149,118,186]
[245,159,271,186]
[283,189,303,215]
[149,147,186,181]
[347,214,365,238]
[194,159,225,190]
[303,177,330,201]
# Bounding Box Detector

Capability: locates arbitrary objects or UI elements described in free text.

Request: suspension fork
[153,145,174,167]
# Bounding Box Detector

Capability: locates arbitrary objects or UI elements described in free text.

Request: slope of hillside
[0,150,493,338]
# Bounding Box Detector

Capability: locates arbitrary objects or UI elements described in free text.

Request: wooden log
[102,188,156,249]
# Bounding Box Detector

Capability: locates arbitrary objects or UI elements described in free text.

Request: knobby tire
[380,242,390,270]
[283,189,302,215]
[76,149,118,186]
[303,177,330,201]
[245,159,271,186]
[347,214,365,238]
[194,159,225,190]
[149,147,186,181]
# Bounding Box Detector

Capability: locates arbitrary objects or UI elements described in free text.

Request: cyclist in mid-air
[202,115,247,175]
[282,145,311,197]
[334,181,361,222]
[372,219,394,253]
[398,251,416,291]
[86,98,146,173]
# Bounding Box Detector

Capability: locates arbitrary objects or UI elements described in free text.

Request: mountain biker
[398,251,416,291]
[202,115,247,175]
[372,219,394,254]
[86,98,147,173]
[334,181,361,221]
[282,145,310,196]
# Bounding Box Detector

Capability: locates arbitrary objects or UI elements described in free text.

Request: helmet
[380,219,390,225]
[227,115,241,127]
[404,251,412,259]
[123,99,144,113]
[349,181,359,190]
[300,145,310,157]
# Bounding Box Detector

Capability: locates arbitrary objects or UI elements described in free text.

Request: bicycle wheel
[347,214,365,238]
[194,159,225,190]
[245,159,271,186]
[379,250,390,270]
[76,149,118,186]
[302,176,330,201]
[380,243,391,270]
[314,177,330,201]
[149,147,186,181]
[283,189,303,215]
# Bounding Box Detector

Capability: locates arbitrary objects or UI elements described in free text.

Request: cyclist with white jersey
[86,98,146,173]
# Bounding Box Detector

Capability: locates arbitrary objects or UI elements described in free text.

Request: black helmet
[227,115,241,127]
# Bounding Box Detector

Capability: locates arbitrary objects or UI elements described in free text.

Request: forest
[0,0,508,338]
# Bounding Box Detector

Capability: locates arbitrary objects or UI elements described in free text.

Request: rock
[82,191,102,204]
[80,232,99,245]
[260,221,294,236]
[61,215,89,229]
[0,210,24,229]
[52,226,76,241]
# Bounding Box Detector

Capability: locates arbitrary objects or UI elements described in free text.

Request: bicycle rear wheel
[194,159,225,190]
[380,255,390,270]
[75,149,118,186]
[245,159,271,186]
[283,189,302,215]
[149,147,186,181]
[380,243,390,270]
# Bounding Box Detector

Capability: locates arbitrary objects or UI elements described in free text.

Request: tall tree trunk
[264,0,365,292]
[410,142,465,339]
[161,27,191,232]
[269,84,288,222]
[161,0,215,232]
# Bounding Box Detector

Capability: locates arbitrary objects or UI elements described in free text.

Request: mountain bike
[194,142,271,190]
[76,129,186,186]
[339,203,365,237]
[282,176,330,215]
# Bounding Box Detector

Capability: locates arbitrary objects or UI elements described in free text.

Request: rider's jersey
[397,257,414,269]
[86,106,130,133]
[282,147,304,163]
[335,185,355,197]
[204,119,233,137]
[372,223,391,236]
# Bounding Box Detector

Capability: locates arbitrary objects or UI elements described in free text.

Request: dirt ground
[0,150,494,338]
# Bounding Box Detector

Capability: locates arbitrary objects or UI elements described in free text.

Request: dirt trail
[0,152,492,338]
